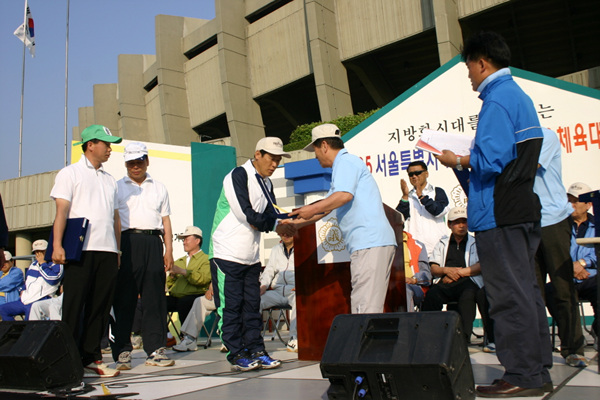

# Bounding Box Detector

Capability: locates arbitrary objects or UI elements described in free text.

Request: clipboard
[45,218,90,262]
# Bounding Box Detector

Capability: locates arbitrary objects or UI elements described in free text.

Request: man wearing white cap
[0,251,24,305]
[0,239,63,321]
[111,142,175,370]
[50,124,122,378]
[172,226,215,353]
[289,124,397,315]
[421,207,484,342]
[210,137,295,372]
[167,226,211,332]
[557,182,597,349]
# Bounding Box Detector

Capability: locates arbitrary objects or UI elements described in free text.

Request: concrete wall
[335,0,425,60]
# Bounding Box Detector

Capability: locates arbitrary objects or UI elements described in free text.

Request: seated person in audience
[259,233,297,352]
[0,240,63,320]
[173,282,217,352]
[0,251,24,306]
[29,292,63,321]
[403,222,431,311]
[167,226,211,324]
[547,182,598,348]
[421,207,484,343]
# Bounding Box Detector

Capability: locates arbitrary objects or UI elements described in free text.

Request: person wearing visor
[50,124,122,378]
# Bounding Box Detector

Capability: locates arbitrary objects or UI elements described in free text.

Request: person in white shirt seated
[0,240,63,320]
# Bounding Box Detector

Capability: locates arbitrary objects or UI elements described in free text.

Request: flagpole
[18,0,28,178]
[64,0,70,166]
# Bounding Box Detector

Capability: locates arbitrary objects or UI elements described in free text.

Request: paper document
[415,129,474,157]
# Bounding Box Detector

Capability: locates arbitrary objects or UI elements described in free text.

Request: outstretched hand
[435,150,457,168]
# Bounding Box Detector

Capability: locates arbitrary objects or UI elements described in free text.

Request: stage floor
[3,327,599,399]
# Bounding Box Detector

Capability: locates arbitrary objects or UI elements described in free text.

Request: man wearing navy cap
[111,142,175,370]
[50,124,122,378]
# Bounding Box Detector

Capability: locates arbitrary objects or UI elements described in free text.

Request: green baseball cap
[73,125,122,146]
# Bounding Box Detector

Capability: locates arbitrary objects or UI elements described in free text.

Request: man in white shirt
[111,142,175,370]
[50,125,122,378]
[396,161,450,257]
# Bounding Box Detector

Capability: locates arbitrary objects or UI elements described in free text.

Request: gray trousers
[349,245,396,314]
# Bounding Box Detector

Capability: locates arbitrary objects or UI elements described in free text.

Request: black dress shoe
[492,378,553,393]
[476,379,544,398]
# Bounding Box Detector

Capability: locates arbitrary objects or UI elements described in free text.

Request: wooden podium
[295,204,406,361]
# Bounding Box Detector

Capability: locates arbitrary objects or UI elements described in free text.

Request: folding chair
[199,310,220,349]
[262,303,292,345]
[167,312,181,339]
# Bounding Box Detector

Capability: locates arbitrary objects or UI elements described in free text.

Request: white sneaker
[131,334,143,350]
[83,361,120,378]
[173,336,198,352]
[220,344,229,353]
[286,338,298,353]
[482,342,496,353]
[145,347,175,367]
[115,351,132,370]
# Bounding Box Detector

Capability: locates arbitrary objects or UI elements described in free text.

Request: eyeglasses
[407,170,426,177]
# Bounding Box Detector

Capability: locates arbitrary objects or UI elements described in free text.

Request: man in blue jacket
[437,32,552,397]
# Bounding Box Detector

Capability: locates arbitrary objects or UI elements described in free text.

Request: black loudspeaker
[0,321,83,391]
[320,311,475,400]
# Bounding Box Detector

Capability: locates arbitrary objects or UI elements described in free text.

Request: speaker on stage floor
[0,321,83,391]
[320,311,475,400]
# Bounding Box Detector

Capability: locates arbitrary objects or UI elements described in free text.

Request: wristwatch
[579,258,587,267]
[456,157,463,171]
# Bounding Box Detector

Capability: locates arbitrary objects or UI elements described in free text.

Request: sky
[0,0,216,181]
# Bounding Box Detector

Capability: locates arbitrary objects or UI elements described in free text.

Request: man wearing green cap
[50,125,123,378]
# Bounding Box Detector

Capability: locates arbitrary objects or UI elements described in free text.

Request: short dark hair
[407,161,427,171]
[82,138,100,153]
[461,31,511,69]
[314,136,344,150]
[194,235,203,247]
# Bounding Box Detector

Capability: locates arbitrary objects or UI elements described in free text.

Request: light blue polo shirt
[329,149,396,254]
[534,128,573,227]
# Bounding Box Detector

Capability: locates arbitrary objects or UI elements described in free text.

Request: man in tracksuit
[209,137,296,372]
[437,32,552,397]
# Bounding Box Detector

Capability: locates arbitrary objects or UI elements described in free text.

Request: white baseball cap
[32,239,48,252]
[177,226,203,239]
[448,206,467,222]
[3,251,12,261]
[567,182,592,198]
[255,137,291,158]
[124,142,149,162]
[303,124,342,152]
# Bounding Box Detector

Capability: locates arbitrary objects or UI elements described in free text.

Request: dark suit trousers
[476,222,552,389]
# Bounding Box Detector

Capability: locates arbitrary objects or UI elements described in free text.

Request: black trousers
[421,277,479,340]
[210,258,264,363]
[166,293,202,325]
[477,222,552,389]
[575,277,598,336]
[548,277,599,337]
[61,251,118,366]
[111,232,167,359]
[535,217,585,357]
